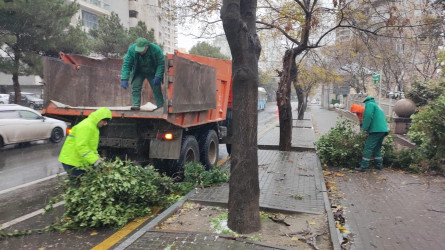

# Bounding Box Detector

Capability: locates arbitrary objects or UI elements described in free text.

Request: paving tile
[190,150,325,214]
[258,126,315,150]
[125,231,290,250]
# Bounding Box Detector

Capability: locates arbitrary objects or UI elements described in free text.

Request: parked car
[8,92,43,109]
[0,104,66,147]
[0,94,8,104]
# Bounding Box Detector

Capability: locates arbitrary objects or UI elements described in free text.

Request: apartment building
[67,0,176,53]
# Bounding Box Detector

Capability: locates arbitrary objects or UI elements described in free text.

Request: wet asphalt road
[0,140,65,191]
[0,102,280,249]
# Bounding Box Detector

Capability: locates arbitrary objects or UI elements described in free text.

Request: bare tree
[221,0,261,233]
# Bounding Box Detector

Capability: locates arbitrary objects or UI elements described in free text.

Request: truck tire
[171,135,200,178]
[199,130,219,170]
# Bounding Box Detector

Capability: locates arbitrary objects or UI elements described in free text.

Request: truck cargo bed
[42,51,233,128]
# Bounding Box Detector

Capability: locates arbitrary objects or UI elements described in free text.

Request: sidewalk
[311,105,445,250]
[114,105,445,250]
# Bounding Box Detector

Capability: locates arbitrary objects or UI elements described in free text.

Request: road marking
[216,155,230,167]
[91,206,161,250]
[0,172,66,196]
[0,201,65,230]
[258,120,279,138]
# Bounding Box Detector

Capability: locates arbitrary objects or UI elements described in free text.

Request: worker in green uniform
[59,107,112,180]
[120,37,165,110]
[355,96,389,172]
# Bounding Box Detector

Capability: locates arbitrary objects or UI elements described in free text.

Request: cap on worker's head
[135,38,149,52]
[363,96,374,103]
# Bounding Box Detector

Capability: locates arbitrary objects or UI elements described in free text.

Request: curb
[316,156,342,250]
[114,156,232,250]
[113,187,198,250]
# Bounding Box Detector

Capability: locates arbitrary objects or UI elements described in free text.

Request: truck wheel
[199,130,219,170]
[173,135,200,177]
[29,103,35,109]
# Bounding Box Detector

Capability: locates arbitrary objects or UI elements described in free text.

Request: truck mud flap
[150,130,182,159]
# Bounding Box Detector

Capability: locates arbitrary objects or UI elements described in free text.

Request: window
[129,10,138,18]
[19,111,40,120]
[0,111,20,119]
[82,10,98,29]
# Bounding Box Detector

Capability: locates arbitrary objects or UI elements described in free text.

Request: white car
[0,104,66,147]
[0,94,8,104]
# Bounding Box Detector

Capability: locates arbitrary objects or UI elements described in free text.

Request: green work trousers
[360,132,387,169]
[131,74,164,107]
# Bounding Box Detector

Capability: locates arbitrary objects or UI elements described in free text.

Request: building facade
[67,0,176,53]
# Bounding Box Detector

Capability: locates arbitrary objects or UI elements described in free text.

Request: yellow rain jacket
[58,107,112,169]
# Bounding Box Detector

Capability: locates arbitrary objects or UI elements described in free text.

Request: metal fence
[345,94,397,118]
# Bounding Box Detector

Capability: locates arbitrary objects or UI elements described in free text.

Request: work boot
[355,167,367,172]
[131,106,140,111]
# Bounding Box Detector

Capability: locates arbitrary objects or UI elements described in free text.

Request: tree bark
[221,0,261,234]
[293,83,306,120]
[276,50,296,151]
[13,48,22,104]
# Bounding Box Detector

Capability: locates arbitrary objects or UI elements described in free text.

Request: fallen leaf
[291,236,298,241]
[335,173,345,177]
[90,231,98,236]
[309,222,316,225]
[336,223,350,233]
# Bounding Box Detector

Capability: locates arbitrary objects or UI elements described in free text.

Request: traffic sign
[372,73,380,83]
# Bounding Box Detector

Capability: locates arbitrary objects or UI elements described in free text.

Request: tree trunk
[13,49,22,104]
[276,49,297,151]
[294,84,305,120]
[221,0,261,234]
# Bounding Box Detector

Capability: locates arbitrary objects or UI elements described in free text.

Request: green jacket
[59,107,112,169]
[362,99,389,133]
[121,43,165,83]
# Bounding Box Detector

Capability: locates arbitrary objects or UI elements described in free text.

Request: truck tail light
[157,133,174,140]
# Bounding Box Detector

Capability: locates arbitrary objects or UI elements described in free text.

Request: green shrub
[406,79,445,107]
[183,162,229,189]
[315,119,394,169]
[407,91,445,173]
[61,159,178,228]
[315,120,366,168]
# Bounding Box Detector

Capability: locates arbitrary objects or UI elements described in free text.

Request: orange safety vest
[350,104,365,124]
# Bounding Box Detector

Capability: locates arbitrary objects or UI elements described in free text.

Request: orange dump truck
[42,51,233,172]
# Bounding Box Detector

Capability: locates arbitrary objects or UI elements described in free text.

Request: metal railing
[346,94,397,118]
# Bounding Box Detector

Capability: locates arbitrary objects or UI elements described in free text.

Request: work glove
[121,80,129,89]
[153,77,161,86]
[94,159,102,167]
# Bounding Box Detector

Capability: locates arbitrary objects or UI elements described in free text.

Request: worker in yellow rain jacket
[59,107,112,180]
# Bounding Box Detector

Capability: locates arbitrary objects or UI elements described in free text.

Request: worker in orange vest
[350,103,365,127]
